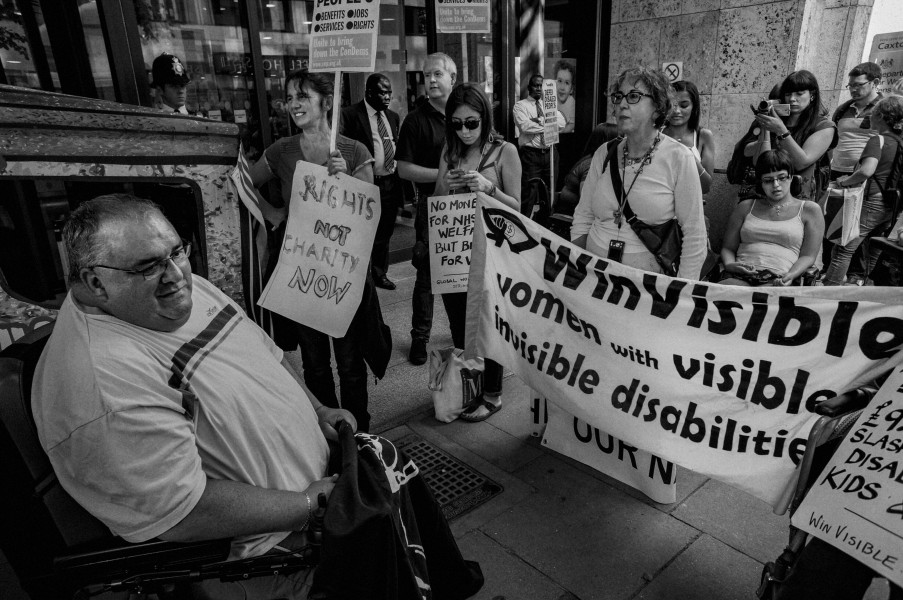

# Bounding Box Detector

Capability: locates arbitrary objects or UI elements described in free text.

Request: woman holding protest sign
[433,82,521,422]
[571,66,707,279]
[720,149,824,286]
[250,68,382,433]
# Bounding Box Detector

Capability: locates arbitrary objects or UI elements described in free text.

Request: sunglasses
[450,118,481,131]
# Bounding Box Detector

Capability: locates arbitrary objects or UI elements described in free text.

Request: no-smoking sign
[662,62,683,82]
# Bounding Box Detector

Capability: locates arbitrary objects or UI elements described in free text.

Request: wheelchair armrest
[813,387,877,417]
[54,537,231,578]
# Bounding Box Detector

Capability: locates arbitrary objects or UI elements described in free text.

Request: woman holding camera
[433,83,520,422]
[571,67,706,279]
[747,70,837,202]
[823,95,903,285]
[720,150,824,286]
[250,69,379,432]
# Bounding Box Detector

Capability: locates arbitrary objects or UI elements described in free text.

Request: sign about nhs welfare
[435,0,490,34]
[258,161,379,337]
[428,193,476,294]
[308,0,381,72]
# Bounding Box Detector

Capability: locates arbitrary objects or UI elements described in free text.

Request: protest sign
[541,79,559,147]
[870,32,903,97]
[464,196,903,506]
[428,193,476,294]
[542,400,678,504]
[308,0,381,72]
[258,161,379,337]
[435,0,490,33]
[793,367,903,588]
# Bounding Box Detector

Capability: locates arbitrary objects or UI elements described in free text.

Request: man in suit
[341,73,403,290]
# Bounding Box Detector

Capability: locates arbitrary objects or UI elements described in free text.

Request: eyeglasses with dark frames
[91,241,192,280]
[608,90,654,105]
[761,174,791,185]
[844,80,874,90]
[450,118,482,131]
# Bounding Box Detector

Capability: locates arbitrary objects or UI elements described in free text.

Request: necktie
[376,111,396,173]
[535,99,545,147]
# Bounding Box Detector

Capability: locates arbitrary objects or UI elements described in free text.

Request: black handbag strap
[603,139,650,241]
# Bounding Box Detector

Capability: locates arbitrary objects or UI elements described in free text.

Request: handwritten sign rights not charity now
[258,161,379,337]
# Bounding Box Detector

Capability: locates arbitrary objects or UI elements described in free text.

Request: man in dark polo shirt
[396,52,457,365]
[341,73,403,290]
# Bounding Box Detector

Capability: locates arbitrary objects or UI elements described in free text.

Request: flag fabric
[230,143,277,337]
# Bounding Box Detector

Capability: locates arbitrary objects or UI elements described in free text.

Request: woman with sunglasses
[571,67,706,279]
[720,150,824,286]
[250,69,379,432]
[748,70,837,202]
[433,83,521,422]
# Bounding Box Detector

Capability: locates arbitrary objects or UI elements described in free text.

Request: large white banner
[258,162,379,337]
[793,367,903,587]
[465,198,903,506]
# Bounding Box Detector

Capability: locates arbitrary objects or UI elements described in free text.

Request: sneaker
[409,338,428,365]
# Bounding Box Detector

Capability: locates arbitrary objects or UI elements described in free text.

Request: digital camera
[754,99,791,117]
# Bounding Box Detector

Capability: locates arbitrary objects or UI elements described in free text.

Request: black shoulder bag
[603,141,718,279]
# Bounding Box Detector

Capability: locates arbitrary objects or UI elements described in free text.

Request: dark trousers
[519,145,559,220]
[297,323,370,433]
[441,292,504,395]
[775,537,902,600]
[372,174,403,278]
[411,199,434,343]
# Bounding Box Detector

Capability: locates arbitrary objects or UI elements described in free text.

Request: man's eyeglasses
[91,241,192,280]
[761,174,791,185]
[450,118,481,131]
[845,80,874,90]
[608,90,654,105]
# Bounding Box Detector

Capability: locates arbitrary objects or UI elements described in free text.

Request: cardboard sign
[465,196,903,506]
[308,0,381,72]
[428,193,476,294]
[435,0,490,33]
[869,32,903,97]
[234,109,247,124]
[258,161,379,337]
[542,400,678,504]
[541,79,559,146]
[793,368,903,588]
[207,110,222,121]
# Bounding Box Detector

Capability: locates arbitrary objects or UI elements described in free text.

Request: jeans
[441,292,504,396]
[296,323,370,432]
[823,195,892,285]
[411,200,434,342]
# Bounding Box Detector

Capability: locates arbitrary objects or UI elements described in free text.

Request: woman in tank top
[720,150,824,286]
[433,83,521,422]
[662,80,715,194]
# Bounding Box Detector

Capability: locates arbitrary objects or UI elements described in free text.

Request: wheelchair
[0,326,320,599]
[756,385,880,600]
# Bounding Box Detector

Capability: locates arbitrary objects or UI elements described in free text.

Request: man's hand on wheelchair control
[315,405,357,440]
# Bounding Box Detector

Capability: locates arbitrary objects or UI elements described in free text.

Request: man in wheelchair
[30,194,357,599]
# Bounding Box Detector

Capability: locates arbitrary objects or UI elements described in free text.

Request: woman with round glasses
[747,70,837,202]
[823,95,903,285]
[720,150,824,286]
[571,67,707,279]
[663,80,715,194]
[250,69,379,432]
[433,83,521,422]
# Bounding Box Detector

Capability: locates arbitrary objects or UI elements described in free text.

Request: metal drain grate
[395,435,503,521]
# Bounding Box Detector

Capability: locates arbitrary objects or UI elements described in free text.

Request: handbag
[428,347,484,423]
